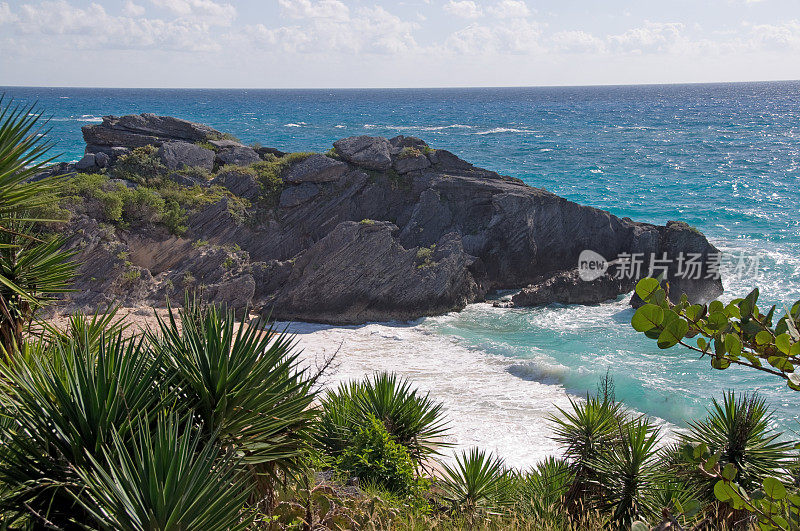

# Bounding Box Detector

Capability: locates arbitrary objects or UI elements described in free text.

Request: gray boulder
[158,141,215,172]
[169,173,202,187]
[265,221,479,323]
[55,115,726,324]
[283,154,348,184]
[280,183,319,208]
[511,269,633,307]
[216,145,261,167]
[394,152,431,174]
[211,168,261,200]
[94,152,110,168]
[75,154,96,171]
[333,136,392,171]
[82,113,221,151]
[389,135,429,153]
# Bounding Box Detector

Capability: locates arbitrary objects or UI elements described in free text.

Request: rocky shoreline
[44,113,723,323]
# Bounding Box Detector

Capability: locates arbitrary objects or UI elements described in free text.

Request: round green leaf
[721,463,737,481]
[714,480,731,501]
[776,333,791,354]
[711,357,731,370]
[724,334,742,357]
[756,330,773,345]
[635,278,661,302]
[632,304,665,332]
[658,317,689,349]
[763,477,787,500]
[706,312,729,331]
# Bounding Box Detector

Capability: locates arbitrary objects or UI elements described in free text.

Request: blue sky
[0,0,799,87]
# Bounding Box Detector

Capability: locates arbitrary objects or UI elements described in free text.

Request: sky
[0,0,799,88]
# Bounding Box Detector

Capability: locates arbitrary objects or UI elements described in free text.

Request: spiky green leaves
[318,371,450,463]
[439,448,512,512]
[151,302,317,471]
[76,415,252,531]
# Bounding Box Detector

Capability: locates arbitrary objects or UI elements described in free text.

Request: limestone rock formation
[52,115,724,321]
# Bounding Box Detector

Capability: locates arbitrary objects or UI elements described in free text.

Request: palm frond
[74,414,252,531]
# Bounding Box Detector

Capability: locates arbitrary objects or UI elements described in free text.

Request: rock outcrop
[51,114,723,322]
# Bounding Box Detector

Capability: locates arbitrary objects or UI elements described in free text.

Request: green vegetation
[416,244,436,268]
[631,277,800,391]
[0,97,75,354]
[113,145,167,184]
[318,372,450,464]
[209,131,240,142]
[249,151,314,205]
[336,414,423,496]
[51,172,248,236]
[397,146,423,159]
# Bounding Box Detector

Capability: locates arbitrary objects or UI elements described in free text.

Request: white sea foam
[474,127,538,135]
[284,319,573,469]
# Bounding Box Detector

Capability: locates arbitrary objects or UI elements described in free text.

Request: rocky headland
[41,114,723,323]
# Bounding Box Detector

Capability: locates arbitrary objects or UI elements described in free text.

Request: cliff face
[48,114,722,323]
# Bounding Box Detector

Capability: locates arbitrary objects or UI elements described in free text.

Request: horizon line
[2,78,799,91]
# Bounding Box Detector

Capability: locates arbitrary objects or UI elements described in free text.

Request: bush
[318,372,449,463]
[513,457,573,521]
[397,146,422,159]
[56,173,249,235]
[250,152,314,205]
[0,301,317,527]
[337,414,419,495]
[113,145,167,184]
[439,448,513,512]
[123,187,166,224]
[673,391,794,503]
[76,415,252,530]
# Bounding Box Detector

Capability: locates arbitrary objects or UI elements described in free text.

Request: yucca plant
[38,305,128,349]
[676,391,794,503]
[589,418,662,529]
[549,395,626,507]
[0,96,74,355]
[152,301,317,477]
[0,330,163,525]
[513,456,573,522]
[75,414,252,531]
[318,372,450,464]
[439,447,513,514]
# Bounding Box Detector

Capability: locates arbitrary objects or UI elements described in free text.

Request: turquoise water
[3,83,799,434]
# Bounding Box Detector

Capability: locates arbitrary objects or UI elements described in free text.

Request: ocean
[4,83,799,467]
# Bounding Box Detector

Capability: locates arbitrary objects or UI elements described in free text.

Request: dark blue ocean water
[3,83,799,435]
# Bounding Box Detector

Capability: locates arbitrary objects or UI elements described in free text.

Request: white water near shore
[283,303,679,471]
[285,317,572,470]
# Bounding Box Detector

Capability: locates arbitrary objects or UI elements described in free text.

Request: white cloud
[746,20,800,50]
[0,1,17,24]
[123,1,145,16]
[9,0,228,51]
[278,0,350,21]
[151,0,235,25]
[487,0,530,19]
[444,19,542,54]
[244,4,419,55]
[443,0,483,20]
[551,30,605,53]
[608,21,687,53]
